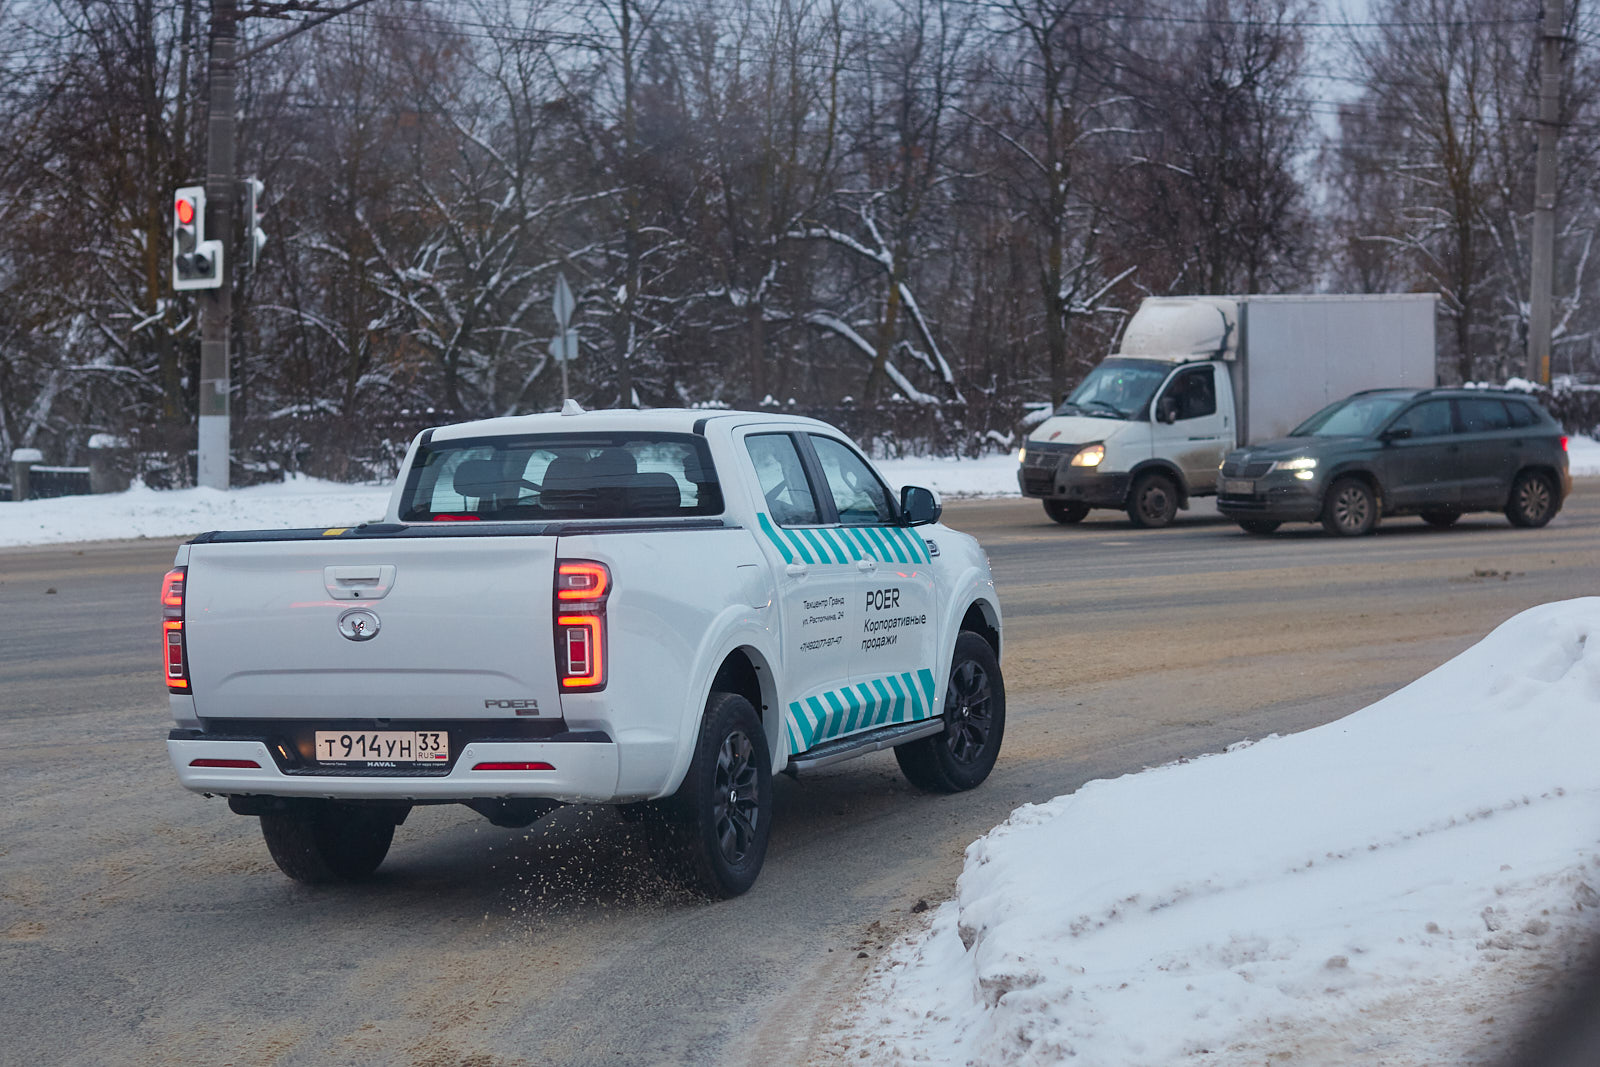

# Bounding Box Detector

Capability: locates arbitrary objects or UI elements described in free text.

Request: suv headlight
[1269,456,1317,473]
[1070,443,1105,468]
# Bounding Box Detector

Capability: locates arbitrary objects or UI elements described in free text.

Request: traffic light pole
[197,0,236,490]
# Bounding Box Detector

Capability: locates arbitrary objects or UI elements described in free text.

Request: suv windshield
[1056,358,1170,420]
[399,432,723,521]
[1291,393,1413,437]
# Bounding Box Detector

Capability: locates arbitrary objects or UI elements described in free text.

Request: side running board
[784,718,945,775]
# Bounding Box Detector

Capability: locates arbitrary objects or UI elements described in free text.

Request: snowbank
[0,440,1595,549]
[839,599,1600,1065]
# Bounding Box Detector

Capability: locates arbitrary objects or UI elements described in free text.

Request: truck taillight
[161,567,189,692]
[555,560,609,690]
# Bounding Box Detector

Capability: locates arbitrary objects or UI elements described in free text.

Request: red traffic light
[175,198,195,225]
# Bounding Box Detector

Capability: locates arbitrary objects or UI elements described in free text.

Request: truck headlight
[1070,443,1105,468]
[1018,445,1027,464]
[1269,456,1317,473]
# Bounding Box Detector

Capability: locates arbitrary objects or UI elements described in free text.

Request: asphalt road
[2,484,1598,1067]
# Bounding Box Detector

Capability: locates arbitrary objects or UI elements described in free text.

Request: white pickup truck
[164,407,1004,896]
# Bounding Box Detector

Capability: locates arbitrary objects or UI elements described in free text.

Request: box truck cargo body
[1018,293,1437,527]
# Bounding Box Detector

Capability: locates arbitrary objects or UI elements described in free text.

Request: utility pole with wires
[193,0,379,490]
[1528,0,1567,388]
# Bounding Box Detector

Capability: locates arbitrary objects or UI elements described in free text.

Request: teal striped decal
[755,513,928,567]
[785,667,944,755]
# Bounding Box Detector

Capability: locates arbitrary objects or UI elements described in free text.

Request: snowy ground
[829,599,1600,1066]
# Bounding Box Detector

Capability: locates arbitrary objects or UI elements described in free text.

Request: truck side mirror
[1156,396,1179,424]
[900,485,942,527]
[1380,426,1412,443]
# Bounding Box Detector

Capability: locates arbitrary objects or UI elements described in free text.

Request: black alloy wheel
[1505,471,1557,528]
[1127,472,1178,528]
[895,631,1006,793]
[1044,499,1090,525]
[661,691,773,898]
[1321,477,1378,536]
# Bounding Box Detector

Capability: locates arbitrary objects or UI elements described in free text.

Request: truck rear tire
[1320,477,1378,536]
[896,632,1006,793]
[1043,500,1090,525]
[661,691,773,898]
[259,801,398,883]
[1126,472,1178,528]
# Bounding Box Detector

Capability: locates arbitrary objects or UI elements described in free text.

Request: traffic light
[245,177,266,269]
[172,185,223,291]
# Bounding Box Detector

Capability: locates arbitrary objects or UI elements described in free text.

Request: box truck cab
[1018,294,1437,527]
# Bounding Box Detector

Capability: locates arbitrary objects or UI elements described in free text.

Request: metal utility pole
[1528,0,1566,387]
[196,0,236,490]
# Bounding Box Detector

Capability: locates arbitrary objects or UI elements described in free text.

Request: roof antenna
[561,399,585,416]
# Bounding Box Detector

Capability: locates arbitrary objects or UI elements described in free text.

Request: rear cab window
[398,433,723,521]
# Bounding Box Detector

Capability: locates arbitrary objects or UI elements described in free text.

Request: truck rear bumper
[168,736,621,803]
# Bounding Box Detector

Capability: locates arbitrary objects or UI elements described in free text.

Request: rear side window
[1389,399,1453,438]
[1505,400,1540,429]
[747,433,821,525]
[399,433,723,521]
[1458,398,1511,433]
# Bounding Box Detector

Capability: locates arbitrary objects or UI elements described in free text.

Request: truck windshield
[1291,394,1413,437]
[1056,359,1169,420]
[398,432,723,521]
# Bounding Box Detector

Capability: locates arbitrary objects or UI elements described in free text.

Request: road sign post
[552,272,576,401]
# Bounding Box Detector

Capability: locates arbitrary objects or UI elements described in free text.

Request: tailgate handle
[325,564,397,600]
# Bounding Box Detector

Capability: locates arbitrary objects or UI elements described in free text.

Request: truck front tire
[1126,472,1178,528]
[1044,500,1090,525]
[661,691,773,898]
[896,632,1006,793]
[259,801,399,883]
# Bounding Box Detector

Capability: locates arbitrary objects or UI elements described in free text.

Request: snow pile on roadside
[0,455,1023,548]
[840,599,1600,1066]
[0,475,394,548]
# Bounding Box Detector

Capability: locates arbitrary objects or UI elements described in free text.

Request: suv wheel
[1126,472,1178,528]
[895,632,1006,793]
[1237,520,1280,535]
[1321,477,1378,536]
[1505,471,1557,528]
[1044,500,1090,525]
[1419,509,1460,529]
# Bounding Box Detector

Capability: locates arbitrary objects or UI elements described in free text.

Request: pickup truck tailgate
[183,536,561,721]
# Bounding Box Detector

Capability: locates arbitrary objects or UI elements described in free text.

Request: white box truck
[1018,293,1438,526]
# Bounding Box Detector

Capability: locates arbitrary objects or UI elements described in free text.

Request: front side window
[1164,365,1217,420]
[810,436,896,525]
[398,433,722,521]
[746,433,820,525]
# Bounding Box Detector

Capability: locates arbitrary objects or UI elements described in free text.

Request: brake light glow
[189,758,260,769]
[1561,436,1568,452]
[556,561,610,601]
[161,567,189,692]
[555,560,609,690]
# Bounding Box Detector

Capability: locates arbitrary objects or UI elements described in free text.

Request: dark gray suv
[1216,388,1572,536]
